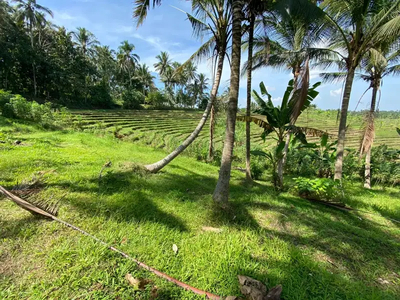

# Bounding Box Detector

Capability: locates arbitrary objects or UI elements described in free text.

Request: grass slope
[0,117,399,299]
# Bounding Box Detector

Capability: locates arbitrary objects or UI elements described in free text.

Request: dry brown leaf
[238,275,267,300]
[125,273,152,290]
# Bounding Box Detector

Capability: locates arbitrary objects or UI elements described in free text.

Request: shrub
[89,84,114,108]
[370,145,400,186]
[294,177,343,202]
[0,90,13,110]
[122,89,144,109]
[145,91,167,108]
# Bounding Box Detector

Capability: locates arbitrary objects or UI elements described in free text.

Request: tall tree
[154,51,172,79]
[72,27,99,57]
[117,40,140,87]
[142,0,231,173]
[212,0,243,204]
[321,0,400,180]
[14,0,53,97]
[135,63,156,96]
[359,46,400,188]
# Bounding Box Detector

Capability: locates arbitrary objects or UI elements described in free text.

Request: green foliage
[122,89,144,109]
[370,145,400,186]
[0,90,13,110]
[294,177,343,202]
[145,91,168,108]
[1,92,72,128]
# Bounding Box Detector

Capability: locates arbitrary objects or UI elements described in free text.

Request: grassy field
[71,109,400,158]
[1,116,399,299]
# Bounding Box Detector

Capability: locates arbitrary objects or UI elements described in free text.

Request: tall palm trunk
[245,15,255,181]
[145,50,225,173]
[334,67,356,180]
[30,22,37,98]
[208,104,215,160]
[212,2,242,204]
[364,79,379,189]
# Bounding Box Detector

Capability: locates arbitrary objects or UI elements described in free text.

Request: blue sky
[40,0,399,111]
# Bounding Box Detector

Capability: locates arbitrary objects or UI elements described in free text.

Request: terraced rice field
[71,110,400,156]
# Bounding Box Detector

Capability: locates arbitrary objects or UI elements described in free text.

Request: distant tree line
[0,0,210,109]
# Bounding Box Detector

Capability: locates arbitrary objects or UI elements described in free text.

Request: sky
[39,0,399,111]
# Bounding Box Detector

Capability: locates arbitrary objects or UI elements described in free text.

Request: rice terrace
[1,0,400,300]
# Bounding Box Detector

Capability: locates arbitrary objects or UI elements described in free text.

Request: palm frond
[133,0,162,27]
[319,72,347,83]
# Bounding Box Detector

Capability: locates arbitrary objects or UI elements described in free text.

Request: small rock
[238,275,267,300]
[14,140,21,145]
[266,285,282,300]
[172,244,178,254]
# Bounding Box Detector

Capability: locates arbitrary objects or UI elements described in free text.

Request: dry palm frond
[236,115,274,131]
[359,111,375,156]
[10,172,61,217]
[291,57,310,123]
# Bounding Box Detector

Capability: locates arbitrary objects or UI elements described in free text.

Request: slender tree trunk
[277,157,284,190]
[208,104,215,160]
[145,51,225,173]
[334,67,356,180]
[30,23,37,98]
[212,2,242,204]
[364,79,379,189]
[245,15,255,182]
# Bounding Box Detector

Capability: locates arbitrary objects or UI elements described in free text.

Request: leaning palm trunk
[212,2,242,204]
[334,67,356,180]
[144,51,225,173]
[245,15,255,181]
[363,80,379,189]
[208,104,215,160]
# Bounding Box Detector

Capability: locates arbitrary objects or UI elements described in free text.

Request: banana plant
[240,79,324,189]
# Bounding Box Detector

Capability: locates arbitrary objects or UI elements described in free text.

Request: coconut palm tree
[135,63,156,97]
[154,51,171,78]
[320,0,400,180]
[142,0,231,173]
[72,27,99,57]
[359,48,398,188]
[117,40,140,87]
[212,0,242,204]
[14,0,53,97]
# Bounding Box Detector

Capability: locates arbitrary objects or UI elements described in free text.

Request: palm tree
[94,45,116,88]
[154,51,172,78]
[117,40,140,87]
[14,0,53,97]
[244,0,331,177]
[143,0,231,173]
[242,0,273,181]
[359,46,400,188]
[320,0,400,180]
[72,27,99,57]
[135,63,156,97]
[212,0,242,204]
[180,0,232,161]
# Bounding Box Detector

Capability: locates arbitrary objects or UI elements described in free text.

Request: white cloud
[330,88,342,97]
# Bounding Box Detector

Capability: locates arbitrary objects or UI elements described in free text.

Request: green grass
[1,116,400,299]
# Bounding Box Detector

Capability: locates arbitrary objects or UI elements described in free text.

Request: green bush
[145,91,168,108]
[0,90,13,110]
[294,177,343,202]
[1,92,72,128]
[370,145,400,186]
[122,89,144,109]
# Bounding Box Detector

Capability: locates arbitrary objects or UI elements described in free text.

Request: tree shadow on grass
[45,165,399,298]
